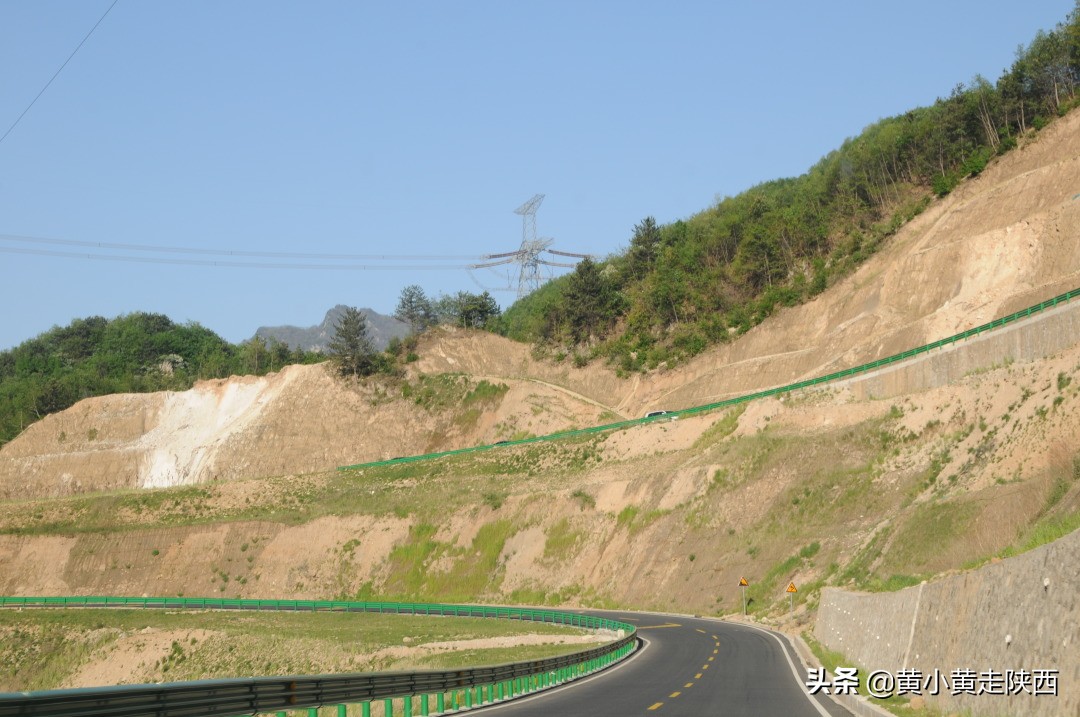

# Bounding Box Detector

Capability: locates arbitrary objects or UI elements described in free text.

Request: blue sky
[0,1,1074,350]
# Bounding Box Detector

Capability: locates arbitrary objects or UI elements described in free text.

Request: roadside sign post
[739,577,749,616]
[787,582,797,615]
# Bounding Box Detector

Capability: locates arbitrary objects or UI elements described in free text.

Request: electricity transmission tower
[464,194,596,297]
[513,194,552,298]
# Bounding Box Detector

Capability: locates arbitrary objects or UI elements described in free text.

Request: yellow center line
[712,634,719,639]
[684,682,694,688]
[670,691,681,698]
[695,673,703,679]
[713,649,718,654]
[702,664,710,670]
[648,702,664,710]
[637,623,682,629]
[695,628,706,634]
[708,656,715,662]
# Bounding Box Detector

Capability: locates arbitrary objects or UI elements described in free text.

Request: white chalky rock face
[137,373,288,488]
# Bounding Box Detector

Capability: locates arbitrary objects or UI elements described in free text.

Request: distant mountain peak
[254,306,409,352]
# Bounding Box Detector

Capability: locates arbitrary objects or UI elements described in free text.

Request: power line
[0,0,120,148]
[0,246,502,271]
[0,234,492,262]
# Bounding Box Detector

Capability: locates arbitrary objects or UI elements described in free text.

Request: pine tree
[394,285,435,333]
[328,307,375,377]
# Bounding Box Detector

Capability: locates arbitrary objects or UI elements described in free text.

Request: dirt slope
[417,110,1080,416]
[3,111,1079,500]
[0,365,614,499]
[1,111,1080,634]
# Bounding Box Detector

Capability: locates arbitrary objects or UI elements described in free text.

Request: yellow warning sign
[786,582,798,593]
[739,577,749,587]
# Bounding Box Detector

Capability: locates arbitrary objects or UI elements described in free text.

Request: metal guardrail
[0,597,638,717]
[341,286,1080,471]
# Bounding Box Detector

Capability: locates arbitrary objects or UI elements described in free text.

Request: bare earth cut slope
[2,112,1080,715]
[2,110,1079,501]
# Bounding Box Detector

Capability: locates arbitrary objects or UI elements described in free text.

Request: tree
[328,307,376,377]
[626,216,662,280]
[432,291,500,329]
[239,336,268,375]
[561,257,618,343]
[394,284,435,333]
[461,291,500,329]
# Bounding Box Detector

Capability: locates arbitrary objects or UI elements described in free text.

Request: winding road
[490,612,852,716]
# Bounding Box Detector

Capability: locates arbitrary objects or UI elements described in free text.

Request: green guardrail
[0,597,638,717]
[341,286,1080,471]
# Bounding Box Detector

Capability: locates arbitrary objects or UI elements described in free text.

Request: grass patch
[570,489,595,510]
[746,543,820,611]
[379,520,516,602]
[615,505,668,535]
[543,518,583,562]
[463,380,509,406]
[1,436,620,536]
[875,500,975,577]
[693,406,744,449]
[803,634,935,716]
[0,609,591,692]
[1013,510,1080,554]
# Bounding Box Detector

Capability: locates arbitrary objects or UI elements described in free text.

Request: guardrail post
[436,692,444,713]
[384,697,393,717]
[308,709,318,717]
[362,702,371,717]
[337,705,347,717]
[404,695,412,717]
[420,693,429,716]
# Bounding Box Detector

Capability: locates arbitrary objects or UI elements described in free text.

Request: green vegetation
[402,374,508,413]
[0,312,327,446]
[877,501,976,577]
[692,406,744,450]
[1004,454,1080,554]
[746,543,820,611]
[615,505,667,535]
[377,520,516,602]
[396,284,501,332]
[801,634,924,716]
[543,518,583,562]
[328,306,388,378]
[499,8,1080,370]
[0,609,591,692]
[570,489,596,510]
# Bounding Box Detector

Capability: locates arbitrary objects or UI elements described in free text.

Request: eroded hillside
[1,327,1079,617]
[0,366,616,499]
[1,111,1080,621]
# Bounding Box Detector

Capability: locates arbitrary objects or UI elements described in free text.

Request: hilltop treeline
[500,6,1080,371]
[0,313,324,446]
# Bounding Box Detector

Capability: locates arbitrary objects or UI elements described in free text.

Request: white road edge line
[735,622,833,717]
[466,636,651,713]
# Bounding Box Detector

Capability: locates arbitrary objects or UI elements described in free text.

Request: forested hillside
[0,313,322,446]
[500,6,1080,372]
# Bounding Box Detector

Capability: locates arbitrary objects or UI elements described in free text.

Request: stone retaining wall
[816,529,1079,716]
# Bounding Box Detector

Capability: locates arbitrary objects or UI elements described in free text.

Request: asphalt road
[483,611,852,716]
